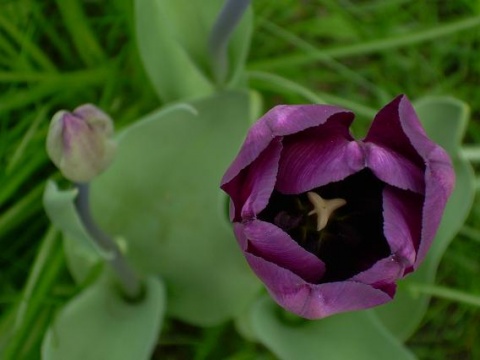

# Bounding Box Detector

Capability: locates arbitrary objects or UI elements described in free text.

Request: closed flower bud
[46,104,116,183]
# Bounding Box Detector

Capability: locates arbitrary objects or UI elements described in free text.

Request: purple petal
[382,185,423,268]
[221,105,354,188]
[415,146,455,267]
[222,139,282,221]
[365,95,455,268]
[245,253,392,319]
[363,142,425,194]
[276,120,365,194]
[351,256,404,290]
[241,220,325,283]
[364,95,426,170]
[73,104,114,135]
[363,95,429,193]
[393,98,455,267]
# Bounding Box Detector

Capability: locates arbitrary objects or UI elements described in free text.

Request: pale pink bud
[46,104,116,182]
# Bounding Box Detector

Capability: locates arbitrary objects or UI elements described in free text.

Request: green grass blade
[250,15,480,70]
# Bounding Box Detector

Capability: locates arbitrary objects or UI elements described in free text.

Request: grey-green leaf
[43,181,102,282]
[374,96,475,339]
[135,0,252,102]
[250,296,416,360]
[87,92,261,326]
[42,275,166,360]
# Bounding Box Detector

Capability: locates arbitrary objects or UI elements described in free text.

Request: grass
[0,0,479,358]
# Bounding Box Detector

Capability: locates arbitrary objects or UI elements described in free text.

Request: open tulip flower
[221,95,455,319]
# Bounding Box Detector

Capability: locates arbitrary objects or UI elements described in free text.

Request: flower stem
[74,183,142,299]
[208,0,250,85]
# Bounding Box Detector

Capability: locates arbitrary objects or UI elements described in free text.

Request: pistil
[307,192,346,231]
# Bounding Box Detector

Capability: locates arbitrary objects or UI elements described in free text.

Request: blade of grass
[258,19,390,102]
[461,146,480,162]
[29,1,74,61]
[0,154,46,206]
[6,106,49,173]
[54,0,106,66]
[14,226,58,331]
[0,65,112,83]
[0,184,44,239]
[0,13,57,72]
[408,283,480,308]
[247,70,326,103]
[248,71,377,118]
[250,15,480,70]
[0,67,112,114]
[0,83,60,114]
[2,229,65,360]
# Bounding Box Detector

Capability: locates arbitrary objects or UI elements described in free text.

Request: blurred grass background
[0,0,479,358]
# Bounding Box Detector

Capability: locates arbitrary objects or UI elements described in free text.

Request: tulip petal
[221,105,354,188]
[363,96,427,193]
[276,123,365,194]
[382,186,422,268]
[222,138,282,221]
[365,95,455,268]
[415,146,455,267]
[245,253,392,319]
[364,142,424,194]
[351,256,404,295]
[241,220,325,283]
[395,98,455,267]
[364,95,426,171]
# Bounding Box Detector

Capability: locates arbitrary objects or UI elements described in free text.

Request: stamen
[307,192,347,231]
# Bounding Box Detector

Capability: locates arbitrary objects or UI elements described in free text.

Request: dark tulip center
[258,169,390,282]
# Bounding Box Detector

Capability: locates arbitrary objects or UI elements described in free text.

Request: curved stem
[74,183,142,299]
[208,0,250,85]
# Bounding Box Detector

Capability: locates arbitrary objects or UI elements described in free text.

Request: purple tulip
[221,95,455,319]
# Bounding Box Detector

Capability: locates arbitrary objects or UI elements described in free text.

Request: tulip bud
[46,104,116,183]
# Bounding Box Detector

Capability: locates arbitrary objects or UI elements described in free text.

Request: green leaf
[415,96,469,156]
[249,296,416,360]
[374,97,475,339]
[86,92,260,326]
[135,0,252,102]
[43,181,102,282]
[42,274,166,360]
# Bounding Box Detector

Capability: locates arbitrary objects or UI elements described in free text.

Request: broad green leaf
[135,0,252,102]
[86,92,261,325]
[416,97,469,156]
[250,296,416,360]
[42,275,166,360]
[374,97,475,339]
[43,181,102,282]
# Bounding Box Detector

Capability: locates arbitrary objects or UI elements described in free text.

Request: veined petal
[276,123,364,194]
[364,95,426,171]
[221,138,282,222]
[382,186,422,267]
[364,142,424,194]
[351,256,404,296]
[365,95,454,269]
[242,220,325,283]
[415,146,455,267]
[245,253,392,319]
[394,98,455,267]
[221,105,354,188]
